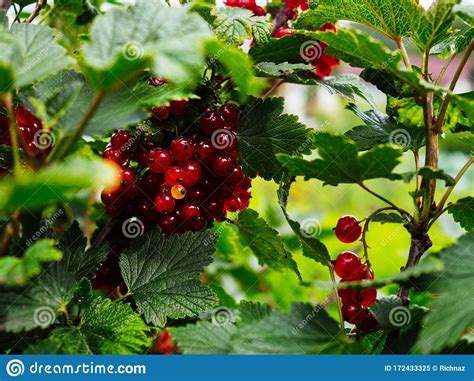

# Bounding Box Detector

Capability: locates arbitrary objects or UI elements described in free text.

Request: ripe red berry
[227,166,245,185]
[187,187,205,202]
[165,166,185,185]
[149,148,172,173]
[15,105,42,130]
[111,130,131,150]
[158,213,179,235]
[200,111,224,136]
[214,130,237,153]
[154,193,176,213]
[170,137,194,162]
[182,161,202,187]
[189,216,207,232]
[133,198,156,223]
[338,283,377,307]
[342,303,360,324]
[359,309,379,332]
[103,145,127,165]
[212,156,235,177]
[152,106,170,120]
[335,215,362,243]
[139,171,164,195]
[169,100,188,116]
[204,200,224,219]
[119,166,136,188]
[273,27,295,38]
[253,5,266,15]
[219,104,240,130]
[194,139,215,163]
[180,202,201,219]
[334,251,364,280]
[101,189,122,206]
[224,196,241,213]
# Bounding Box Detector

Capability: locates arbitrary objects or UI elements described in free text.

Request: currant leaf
[448,197,474,232]
[120,230,218,327]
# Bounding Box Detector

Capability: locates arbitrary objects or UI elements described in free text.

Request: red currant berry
[158,213,179,235]
[338,283,377,307]
[123,181,141,199]
[152,106,170,120]
[139,171,164,196]
[133,198,156,223]
[187,187,205,202]
[227,166,245,185]
[170,137,194,162]
[149,76,165,87]
[165,166,185,185]
[204,200,224,219]
[219,104,240,130]
[189,216,207,232]
[149,148,172,173]
[200,111,224,136]
[154,193,176,214]
[103,145,127,165]
[15,105,42,130]
[335,215,362,243]
[224,196,241,213]
[169,100,188,116]
[253,5,266,15]
[334,251,363,280]
[180,202,201,219]
[273,27,295,38]
[213,130,237,153]
[212,155,235,177]
[233,183,251,200]
[119,166,136,188]
[101,189,122,206]
[359,309,379,332]
[350,265,375,281]
[342,303,360,324]
[194,139,216,164]
[182,161,202,187]
[111,130,131,150]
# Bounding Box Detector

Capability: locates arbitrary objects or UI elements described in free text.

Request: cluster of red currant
[0,105,51,157]
[273,22,341,78]
[100,95,252,236]
[284,0,308,11]
[334,215,379,332]
[224,0,266,16]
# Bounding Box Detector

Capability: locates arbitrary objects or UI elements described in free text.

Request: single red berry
[334,251,364,280]
[204,200,224,219]
[158,213,179,236]
[338,283,377,307]
[152,106,170,121]
[119,166,136,189]
[169,100,188,116]
[133,198,156,223]
[359,309,379,332]
[219,104,240,130]
[350,265,375,281]
[224,196,241,213]
[180,202,201,219]
[165,166,185,185]
[189,216,207,232]
[182,161,202,187]
[200,111,224,136]
[187,187,205,202]
[233,183,251,199]
[238,196,250,210]
[15,105,42,130]
[335,215,362,243]
[194,139,215,164]
[154,193,176,214]
[225,0,240,6]
[103,145,127,165]
[149,148,172,173]
[320,22,337,33]
[170,137,194,162]
[212,156,235,177]
[273,27,295,38]
[111,130,131,150]
[227,166,245,185]
[253,5,266,15]
[342,303,360,324]
[139,171,164,196]
[149,76,166,87]
[101,189,123,206]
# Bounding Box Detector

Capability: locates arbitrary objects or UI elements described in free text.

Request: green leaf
[0,157,119,211]
[277,181,330,266]
[370,212,405,224]
[411,0,460,51]
[8,23,73,89]
[213,7,270,46]
[0,239,62,287]
[237,96,310,181]
[28,298,151,354]
[250,34,313,64]
[277,132,403,185]
[344,103,425,151]
[453,2,474,26]
[120,230,218,327]
[414,233,474,353]
[170,321,236,354]
[234,209,301,280]
[430,28,474,58]
[239,300,273,324]
[0,33,22,94]
[255,61,312,77]
[233,303,345,354]
[205,39,264,102]
[81,0,211,91]
[360,67,419,98]
[418,166,455,186]
[305,0,422,40]
[448,197,474,232]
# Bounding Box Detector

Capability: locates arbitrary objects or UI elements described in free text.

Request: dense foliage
[0,0,472,355]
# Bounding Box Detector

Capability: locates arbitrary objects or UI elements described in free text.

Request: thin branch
[435,53,457,86]
[397,39,412,69]
[434,40,474,134]
[23,0,46,23]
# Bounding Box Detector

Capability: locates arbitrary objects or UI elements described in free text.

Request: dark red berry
[182,161,201,187]
[154,193,176,214]
[219,104,240,130]
[224,196,241,213]
[101,189,122,206]
[133,198,155,223]
[334,251,364,280]
[338,283,377,307]
[119,166,136,188]
[169,100,188,116]
[103,145,127,165]
[342,303,360,324]
[227,166,245,185]
[149,148,172,173]
[194,139,215,164]
[212,156,235,177]
[139,171,164,196]
[335,215,362,243]
[152,106,170,120]
[159,213,179,235]
[111,130,131,150]
[200,111,224,136]
[189,216,207,232]
[180,202,200,219]
[204,200,224,219]
[170,137,194,162]
[165,166,185,185]
[359,309,379,332]
[187,187,205,202]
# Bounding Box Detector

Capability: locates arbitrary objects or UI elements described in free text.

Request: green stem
[52,92,106,162]
[435,53,456,86]
[397,39,412,69]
